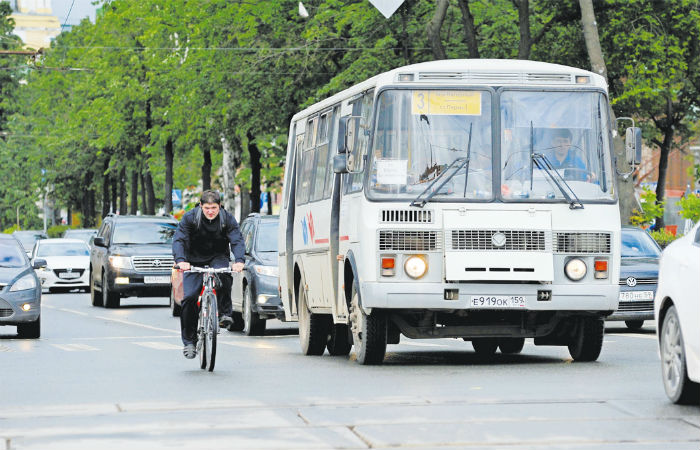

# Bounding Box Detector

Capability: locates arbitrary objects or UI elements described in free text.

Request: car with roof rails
[0,234,43,338]
[63,228,97,244]
[90,214,178,308]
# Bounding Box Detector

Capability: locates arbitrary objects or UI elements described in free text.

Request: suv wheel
[102,272,120,308]
[90,271,103,307]
[243,286,266,336]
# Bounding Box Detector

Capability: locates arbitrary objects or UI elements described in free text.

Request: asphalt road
[0,291,698,449]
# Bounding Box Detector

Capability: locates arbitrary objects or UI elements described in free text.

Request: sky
[51,0,98,26]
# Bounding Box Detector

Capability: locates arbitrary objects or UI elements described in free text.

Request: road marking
[218,340,277,349]
[132,341,182,350]
[51,343,99,352]
[95,315,179,334]
[43,304,90,316]
[400,342,447,348]
[0,345,11,352]
[608,333,657,340]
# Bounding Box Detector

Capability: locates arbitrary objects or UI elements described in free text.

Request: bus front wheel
[349,282,387,365]
[568,316,604,362]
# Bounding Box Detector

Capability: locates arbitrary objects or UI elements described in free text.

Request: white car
[31,238,90,293]
[655,221,700,404]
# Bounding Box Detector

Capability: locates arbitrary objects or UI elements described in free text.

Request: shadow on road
[382,350,563,366]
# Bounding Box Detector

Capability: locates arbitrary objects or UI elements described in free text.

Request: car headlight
[10,274,37,292]
[255,265,279,277]
[109,255,133,270]
[404,255,428,279]
[565,258,587,281]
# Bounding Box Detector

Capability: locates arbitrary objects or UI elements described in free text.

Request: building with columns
[8,0,61,50]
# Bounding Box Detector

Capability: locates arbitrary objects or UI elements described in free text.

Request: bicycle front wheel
[204,292,217,371]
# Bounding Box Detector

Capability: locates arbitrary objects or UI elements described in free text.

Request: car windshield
[255,222,279,252]
[111,222,177,245]
[369,89,493,201]
[621,230,661,257]
[64,230,97,242]
[37,242,90,257]
[500,90,615,202]
[13,233,44,251]
[0,243,27,267]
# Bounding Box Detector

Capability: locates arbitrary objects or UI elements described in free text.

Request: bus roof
[291,59,606,122]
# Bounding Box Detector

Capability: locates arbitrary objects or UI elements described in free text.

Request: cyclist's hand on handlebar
[176,261,191,271]
[231,262,244,273]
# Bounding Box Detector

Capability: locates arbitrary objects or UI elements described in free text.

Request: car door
[231,220,252,311]
[685,225,700,369]
[91,221,111,288]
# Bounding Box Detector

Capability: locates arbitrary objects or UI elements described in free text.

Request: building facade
[8,0,61,50]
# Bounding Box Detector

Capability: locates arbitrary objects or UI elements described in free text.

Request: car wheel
[90,271,103,307]
[568,316,604,362]
[298,286,330,356]
[242,286,266,336]
[472,338,499,355]
[327,323,352,356]
[17,316,40,339]
[660,305,700,404]
[349,281,386,365]
[499,337,525,354]
[170,288,181,317]
[102,273,120,308]
[625,320,644,330]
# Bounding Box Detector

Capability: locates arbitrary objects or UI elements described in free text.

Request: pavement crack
[347,425,373,449]
[296,410,310,425]
[115,404,123,413]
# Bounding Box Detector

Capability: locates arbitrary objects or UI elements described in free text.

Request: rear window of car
[255,222,279,252]
[621,230,661,258]
[0,242,27,267]
[111,221,177,245]
[13,233,44,251]
[37,242,90,257]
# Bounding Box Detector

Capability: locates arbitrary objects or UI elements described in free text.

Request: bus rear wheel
[298,287,329,355]
[568,316,604,362]
[327,323,352,356]
[349,282,386,365]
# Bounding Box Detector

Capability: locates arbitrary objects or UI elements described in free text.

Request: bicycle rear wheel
[204,292,217,371]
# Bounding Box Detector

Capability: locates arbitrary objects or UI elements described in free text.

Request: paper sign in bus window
[411,90,482,116]
[376,159,408,185]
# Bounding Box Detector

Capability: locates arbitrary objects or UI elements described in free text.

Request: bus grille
[380,209,433,224]
[449,230,547,251]
[379,231,440,251]
[554,232,611,254]
[132,256,175,273]
[619,278,657,286]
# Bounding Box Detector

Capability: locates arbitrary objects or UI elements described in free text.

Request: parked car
[90,214,177,308]
[31,238,90,293]
[655,221,700,404]
[12,230,47,257]
[230,214,281,335]
[608,226,660,330]
[0,234,43,338]
[63,228,98,243]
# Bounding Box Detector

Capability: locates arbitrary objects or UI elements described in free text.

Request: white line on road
[95,316,179,334]
[42,304,89,316]
[400,342,447,348]
[608,333,657,340]
[0,345,11,352]
[132,341,182,350]
[218,340,278,350]
[50,343,99,352]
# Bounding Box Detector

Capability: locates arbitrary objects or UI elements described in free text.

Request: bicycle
[182,266,232,372]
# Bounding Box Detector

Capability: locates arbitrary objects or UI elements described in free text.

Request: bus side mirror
[337,116,360,155]
[333,154,348,174]
[625,127,642,165]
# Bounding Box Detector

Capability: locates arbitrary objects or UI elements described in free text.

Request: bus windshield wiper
[410,157,470,208]
[531,152,584,209]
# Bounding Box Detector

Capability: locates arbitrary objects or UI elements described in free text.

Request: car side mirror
[33,258,47,269]
[625,127,642,165]
[93,237,106,247]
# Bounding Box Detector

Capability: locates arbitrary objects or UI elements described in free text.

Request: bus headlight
[565,258,587,281]
[404,255,428,279]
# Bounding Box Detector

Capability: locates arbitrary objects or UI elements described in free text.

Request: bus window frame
[345,90,375,195]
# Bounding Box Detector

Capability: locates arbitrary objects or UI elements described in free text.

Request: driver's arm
[224,211,245,264]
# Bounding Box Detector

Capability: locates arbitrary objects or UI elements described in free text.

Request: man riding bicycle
[172,190,245,359]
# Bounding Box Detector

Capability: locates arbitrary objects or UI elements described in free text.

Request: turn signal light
[381,256,396,277]
[381,258,395,269]
[594,259,608,279]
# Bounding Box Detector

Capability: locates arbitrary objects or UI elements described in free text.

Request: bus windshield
[369,89,493,201]
[500,90,614,202]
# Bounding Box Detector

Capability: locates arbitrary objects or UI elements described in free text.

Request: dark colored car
[609,226,660,330]
[90,214,177,308]
[230,214,281,335]
[0,234,43,338]
[12,230,48,257]
[63,228,98,243]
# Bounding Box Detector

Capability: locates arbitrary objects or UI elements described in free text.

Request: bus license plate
[144,276,170,284]
[470,296,526,308]
[619,291,654,301]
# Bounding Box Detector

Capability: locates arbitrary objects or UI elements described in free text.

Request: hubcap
[349,292,362,344]
[662,313,683,395]
[244,289,251,332]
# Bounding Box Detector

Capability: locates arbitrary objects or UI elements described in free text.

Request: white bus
[278,59,641,365]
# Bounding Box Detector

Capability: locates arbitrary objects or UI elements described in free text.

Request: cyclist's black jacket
[172,206,245,266]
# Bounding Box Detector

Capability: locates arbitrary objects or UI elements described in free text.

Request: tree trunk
[111,176,118,214]
[239,185,250,222]
[426,0,449,60]
[119,167,127,215]
[578,0,636,223]
[202,148,212,191]
[86,189,96,226]
[164,138,174,214]
[248,132,261,213]
[267,189,273,215]
[101,162,110,219]
[221,134,237,212]
[654,127,674,230]
[67,206,72,226]
[140,172,147,216]
[130,169,138,215]
[457,0,479,58]
[144,167,156,215]
[516,0,531,59]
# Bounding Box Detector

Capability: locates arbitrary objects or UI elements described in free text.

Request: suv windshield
[111,222,177,245]
[500,90,614,202]
[0,242,27,267]
[38,242,90,257]
[369,89,493,201]
[622,230,661,258]
[255,222,279,252]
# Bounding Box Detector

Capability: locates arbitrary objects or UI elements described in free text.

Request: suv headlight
[109,255,133,270]
[255,265,279,277]
[10,274,37,292]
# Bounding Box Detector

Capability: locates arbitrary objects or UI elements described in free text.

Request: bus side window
[345,91,374,194]
[323,106,340,199]
[285,131,304,207]
[310,112,330,202]
[297,117,318,204]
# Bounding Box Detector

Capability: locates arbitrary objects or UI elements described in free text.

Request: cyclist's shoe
[219,315,233,328]
[183,344,196,359]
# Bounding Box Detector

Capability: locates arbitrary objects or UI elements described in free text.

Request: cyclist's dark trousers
[180,255,233,346]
